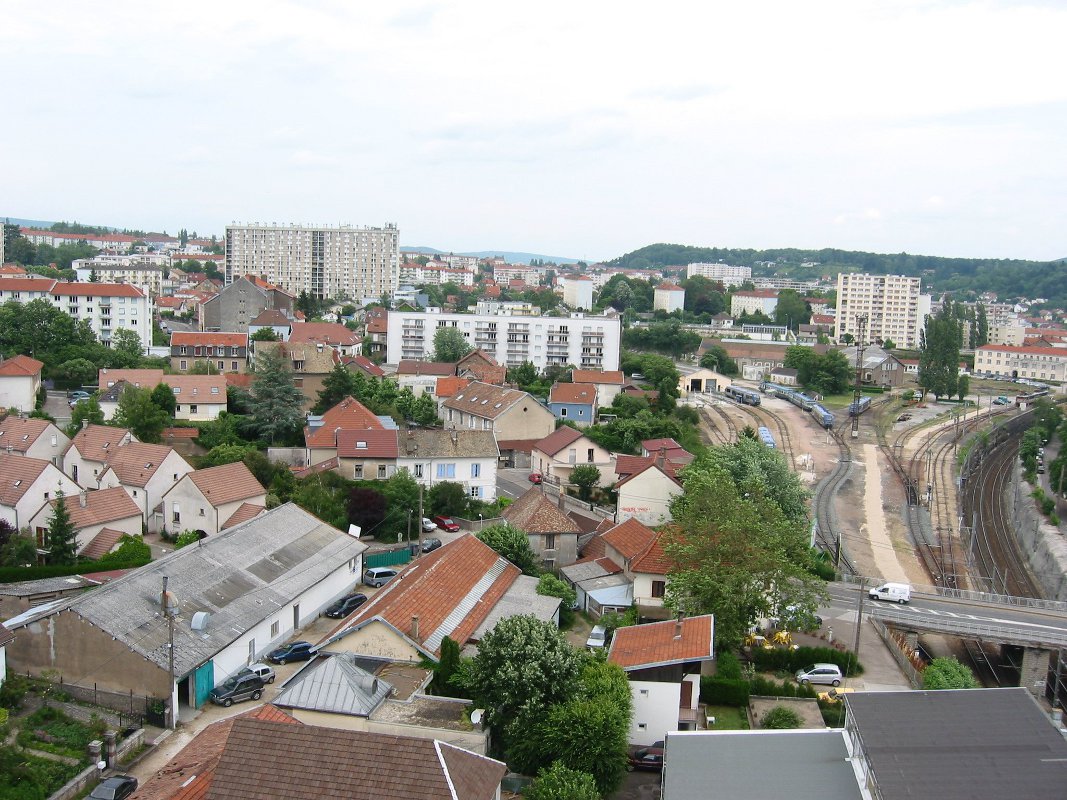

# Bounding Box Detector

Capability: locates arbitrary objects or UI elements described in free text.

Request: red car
[432,515,460,532]
[528,472,543,484]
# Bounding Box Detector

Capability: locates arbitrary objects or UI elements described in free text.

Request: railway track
[698,402,739,447]
[813,428,855,573]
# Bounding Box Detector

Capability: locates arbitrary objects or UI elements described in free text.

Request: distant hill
[402,246,582,264]
[2,216,60,229]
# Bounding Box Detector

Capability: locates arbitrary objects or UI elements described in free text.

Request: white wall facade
[64,434,136,487]
[27,503,141,555]
[49,284,153,350]
[616,469,679,526]
[173,400,225,422]
[161,479,267,536]
[835,273,928,349]
[730,293,778,317]
[0,374,40,414]
[687,262,751,287]
[628,680,682,746]
[563,278,594,310]
[0,464,77,531]
[21,425,69,466]
[654,287,685,313]
[98,450,193,530]
[396,455,497,502]
[388,310,621,371]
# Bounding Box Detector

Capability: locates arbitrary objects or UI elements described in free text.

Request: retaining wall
[1007,465,1067,601]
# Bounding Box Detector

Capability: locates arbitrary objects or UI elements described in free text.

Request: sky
[2,0,1065,262]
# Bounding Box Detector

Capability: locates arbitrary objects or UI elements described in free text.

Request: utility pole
[162,576,175,727]
[852,577,867,669]
[851,314,868,440]
[417,484,424,558]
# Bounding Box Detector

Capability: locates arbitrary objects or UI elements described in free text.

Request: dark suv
[209,672,265,707]
[324,592,368,618]
[267,641,317,664]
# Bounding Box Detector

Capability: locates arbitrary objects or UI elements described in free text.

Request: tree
[663,456,824,649]
[347,488,388,536]
[700,345,738,376]
[922,657,979,689]
[66,396,104,437]
[774,289,811,330]
[974,303,989,348]
[882,338,896,350]
[682,275,726,316]
[918,306,962,400]
[54,358,97,388]
[508,361,538,388]
[46,489,78,565]
[784,346,852,395]
[188,360,220,375]
[427,481,469,518]
[431,636,465,698]
[568,464,601,501]
[762,706,802,729]
[956,374,970,401]
[526,763,599,800]
[111,329,144,365]
[174,530,202,549]
[537,573,576,613]
[150,382,177,416]
[250,327,279,341]
[432,326,472,362]
[456,614,583,733]
[477,523,539,575]
[314,363,357,414]
[113,385,169,443]
[248,347,305,445]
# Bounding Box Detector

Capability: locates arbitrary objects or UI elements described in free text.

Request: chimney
[79,490,88,508]
[411,615,420,641]
[657,447,667,469]
[81,419,89,430]
[334,427,341,447]
[674,614,683,640]
[450,429,458,445]
[558,489,566,511]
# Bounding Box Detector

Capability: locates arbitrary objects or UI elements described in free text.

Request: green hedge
[716,651,743,680]
[750,676,818,698]
[750,646,863,677]
[700,676,751,707]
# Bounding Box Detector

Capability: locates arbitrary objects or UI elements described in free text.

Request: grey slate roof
[663,730,862,800]
[52,503,366,677]
[0,574,99,597]
[273,653,392,717]
[397,429,499,459]
[472,574,560,640]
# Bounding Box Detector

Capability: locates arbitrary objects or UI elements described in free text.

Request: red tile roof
[435,376,471,398]
[532,425,585,456]
[733,289,778,298]
[50,282,145,297]
[0,417,52,452]
[549,383,597,405]
[81,527,126,560]
[170,332,248,348]
[343,355,385,378]
[164,375,227,403]
[396,360,457,376]
[629,535,671,575]
[0,354,44,377]
[67,424,133,463]
[571,369,624,385]
[163,427,200,439]
[99,368,165,388]
[0,265,27,276]
[503,486,581,534]
[186,462,265,507]
[102,443,179,487]
[607,615,715,670]
[614,458,684,488]
[601,518,657,560]
[978,344,1067,357]
[289,322,361,347]
[656,282,684,291]
[222,503,266,530]
[0,454,53,505]
[0,277,57,292]
[305,397,384,447]
[328,535,520,656]
[49,486,141,529]
[335,429,400,458]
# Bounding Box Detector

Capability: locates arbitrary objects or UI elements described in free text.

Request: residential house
[396,360,457,398]
[608,615,715,745]
[363,307,388,360]
[640,438,695,462]
[0,454,77,531]
[166,375,228,421]
[62,424,136,486]
[0,574,116,621]
[530,426,613,485]
[96,442,194,531]
[170,332,248,374]
[677,368,730,396]
[443,382,555,447]
[342,354,385,379]
[837,344,905,388]
[334,429,399,482]
[615,452,686,525]
[304,396,385,466]
[320,535,559,663]
[199,274,295,332]
[434,376,471,415]
[503,487,581,567]
[548,383,597,427]
[47,282,153,348]
[0,416,69,465]
[28,486,142,559]
[455,350,507,385]
[0,622,12,687]
[248,308,294,341]
[289,322,362,357]
[0,355,44,413]
[159,461,266,537]
[396,429,499,501]
[770,366,799,386]
[571,369,625,406]
[254,340,338,411]
[98,368,165,391]
[558,556,630,618]
[5,504,367,724]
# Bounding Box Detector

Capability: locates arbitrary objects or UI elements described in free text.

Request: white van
[586,625,607,650]
[868,582,911,604]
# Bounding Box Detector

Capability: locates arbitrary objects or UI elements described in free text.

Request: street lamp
[478,513,483,531]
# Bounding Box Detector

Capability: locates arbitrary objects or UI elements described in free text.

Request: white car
[586,625,607,650]
[421,517,437,533]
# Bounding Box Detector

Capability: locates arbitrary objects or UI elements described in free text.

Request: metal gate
[193,661,215,708]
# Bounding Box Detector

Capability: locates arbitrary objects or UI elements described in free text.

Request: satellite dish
[191,611,211,631]
[470,709,484,725]
[348,524,362,538]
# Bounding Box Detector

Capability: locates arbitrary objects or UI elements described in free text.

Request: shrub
[750,645,863,677]
[716,651,743,680]
[750,676,817,699]
[0,674,30,710]
[700,676,750,707]
[761,705,802,729]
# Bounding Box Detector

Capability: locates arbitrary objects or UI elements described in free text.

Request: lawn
[703,704,749,730]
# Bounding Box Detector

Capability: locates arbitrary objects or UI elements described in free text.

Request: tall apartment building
[687,262,752,287]
[562,276,594,310]
[224,223,400,301]
[835,273,931,349]
[386,310,621,371]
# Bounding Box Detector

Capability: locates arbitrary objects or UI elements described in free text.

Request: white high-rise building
[224,223,400,301]
[687,262,752,287]
[835,273,931,349]
[562,276,594,310]
[386,310,621,371]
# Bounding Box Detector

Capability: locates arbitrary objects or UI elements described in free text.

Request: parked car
[89,776,138,800]
[795,663,843,686]
[421,537,443,553]
[267,640,317,664]
[528,472,543,484]
[421,517,437,532]
[627,746,665,771]
[432,515,460,532]
[364,567,399,587]
[241,662,276,684]
[324,592,368,618]
[586,624,607,650]
[868,582,911,604]
[209,672,265,706]
[68,391,91,407]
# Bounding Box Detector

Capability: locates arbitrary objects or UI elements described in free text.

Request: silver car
[795,663,843,686]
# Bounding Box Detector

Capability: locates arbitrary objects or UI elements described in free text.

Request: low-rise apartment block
[687,262,751,287]
[974,344,1067,382]
[170,332,248,373]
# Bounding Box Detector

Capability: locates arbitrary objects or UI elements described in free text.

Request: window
[190,405,197,414]
[470,485,482,498]
[587,448,594,462]
[436,463,456,479]
[560,407,568,417]
[248,639,256,664]
[180,360,187,370]
[172,503,180,524]
[471,463,480,478]
[414,464,423,478]
[231,361,238,371]
[199,507,205,516]
[217,361,224,370]
[353,464,364,479]
[377,464,387,479]
[545,533,556,550]
[271,620,280,637]
[652,580,666,598]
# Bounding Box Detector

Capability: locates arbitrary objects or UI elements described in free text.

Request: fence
[365,549,413,569]
[43,676,159,727]
[871,619,923,689]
